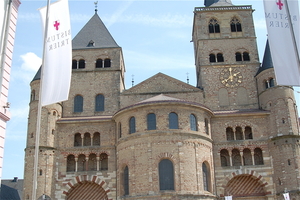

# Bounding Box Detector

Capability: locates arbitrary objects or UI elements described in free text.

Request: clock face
[220,67,243,87]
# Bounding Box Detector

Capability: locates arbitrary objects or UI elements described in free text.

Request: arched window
[254,148,264,165]
[77,154,86,171]
[124,166,129,195]
[209,54,216,62]
[104,59,111,68]
[217,53,224,62]
[205,118,209,135]
[83,132,91,146]
[100,153,108,170]
[243,148,252,165]
[235,52,242,61]
[88,154,97,171]
[67,155,75,172]
[74,95,83,113]
[31,90,35,102]
[72,60,77,69]
[190,114,198,131]
[147,113,156,130]
[232,149,241,166]
[269,78,275,87]
[220,149,230,167]
[95,94,104,112]
[159,159,174,190]
[74,133,82,146]
[243,52,250,61]
[129,117,136,134]
[39,169,43,176]
[169,112,178,129]
[208,18,220,33]
[202,162,210,191]
[78,59,85,69]
[235,126,243,140]
[93,132,100,146]
[231,17,242,32]
[245,126,253,139]
[96,59,103,68]
[226,127,234,141]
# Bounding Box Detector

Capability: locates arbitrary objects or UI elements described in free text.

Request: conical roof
[256,40,274,76]
[31,66,41,82]
[72,12,119,49]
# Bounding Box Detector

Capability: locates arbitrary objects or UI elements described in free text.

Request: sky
[2,0,299,180]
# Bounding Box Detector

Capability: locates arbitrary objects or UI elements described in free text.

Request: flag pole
[32,0,51,199]
[284,0,300,74]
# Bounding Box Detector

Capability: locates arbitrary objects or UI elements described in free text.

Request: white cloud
[20,52,42,72]
[18,13,40,22]
[106,0,135,27]
[254,18,267,30]
[70,14,91,23]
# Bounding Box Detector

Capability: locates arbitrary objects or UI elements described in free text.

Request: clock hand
[233,72,240,76]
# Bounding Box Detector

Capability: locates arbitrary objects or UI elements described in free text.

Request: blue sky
[2,0,299,179]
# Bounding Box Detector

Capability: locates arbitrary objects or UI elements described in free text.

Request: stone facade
[23,1,300,200]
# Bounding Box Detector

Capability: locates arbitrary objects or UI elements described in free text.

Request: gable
[122,73,201,95]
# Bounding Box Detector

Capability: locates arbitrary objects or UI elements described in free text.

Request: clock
[220,67,243,87]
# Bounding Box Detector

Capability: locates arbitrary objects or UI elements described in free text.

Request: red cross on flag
[283,192,290,200]
[39,0,72,106]
[263,0,300,86]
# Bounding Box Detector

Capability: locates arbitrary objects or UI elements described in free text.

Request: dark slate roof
[205,0,233,7]
[32,66,41,82]
[0,178,23,200]
[256,40,274,76]
[72,13,119,49]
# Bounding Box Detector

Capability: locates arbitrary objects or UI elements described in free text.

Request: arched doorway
[66,181,108,200]
[225,174,268,199]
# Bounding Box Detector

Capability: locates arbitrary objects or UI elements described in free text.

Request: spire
[256,40,274,76]
[72,13,119,49]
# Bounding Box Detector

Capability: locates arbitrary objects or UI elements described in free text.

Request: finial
[132,75,134,87]
[94,1,98,13]
[186,73,189,84]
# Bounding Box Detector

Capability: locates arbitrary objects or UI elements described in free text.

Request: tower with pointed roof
[23,1,300,200]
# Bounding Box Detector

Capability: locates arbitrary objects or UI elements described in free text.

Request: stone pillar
[85,157,89,171]
[241,151,244,166]
[75,157,78,172]
[251,151,255,165]
[96,156,100,171]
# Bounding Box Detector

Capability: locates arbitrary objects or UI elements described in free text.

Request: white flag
[263,0,300,86]
[283,192,290,200]
[39,0,72,106]
[225,196,232,200]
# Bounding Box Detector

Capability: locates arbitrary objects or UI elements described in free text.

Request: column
[241,151,244,166]
[85,157,89,171]
[251,152,255,165]
[75,157,78,172]
[96,156,100,171]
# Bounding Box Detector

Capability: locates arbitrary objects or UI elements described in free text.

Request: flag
[283,192,290,200]
[225,196,232,200]
[39,0,72,106]
[263,0,300,86]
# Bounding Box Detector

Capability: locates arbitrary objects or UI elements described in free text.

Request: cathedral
[23,0,300,199]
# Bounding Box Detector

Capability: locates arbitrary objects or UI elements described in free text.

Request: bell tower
[192,1,260,111]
